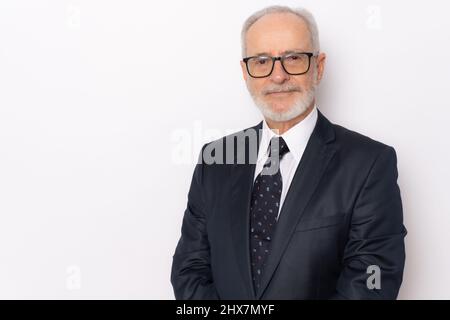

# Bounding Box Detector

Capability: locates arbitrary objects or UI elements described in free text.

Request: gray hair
[241,5,320,58]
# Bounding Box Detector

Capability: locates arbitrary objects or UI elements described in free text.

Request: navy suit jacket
[171,109,406,299]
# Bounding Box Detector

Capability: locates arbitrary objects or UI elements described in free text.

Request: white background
[0,0,449,299]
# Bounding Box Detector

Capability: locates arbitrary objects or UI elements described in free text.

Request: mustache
[262,84,302,95]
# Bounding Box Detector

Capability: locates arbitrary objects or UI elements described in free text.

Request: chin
[268,103,293,114]
[265,106,297,122]
[252,89,315,123]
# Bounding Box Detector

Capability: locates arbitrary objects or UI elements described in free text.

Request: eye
[285,54,303,61]
[256,57,270,65]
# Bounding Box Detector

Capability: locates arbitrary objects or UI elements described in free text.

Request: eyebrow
[251,49,310,56]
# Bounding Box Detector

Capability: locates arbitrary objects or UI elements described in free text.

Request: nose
[269,59,290,84]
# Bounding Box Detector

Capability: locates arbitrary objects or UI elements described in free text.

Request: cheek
[296,75,315,89]
[248,79,267,95]
[306,68,319,85]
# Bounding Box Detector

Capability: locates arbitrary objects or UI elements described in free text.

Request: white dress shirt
[253,105,318,219]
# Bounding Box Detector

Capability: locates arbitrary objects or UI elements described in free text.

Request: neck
[265,102,315,135]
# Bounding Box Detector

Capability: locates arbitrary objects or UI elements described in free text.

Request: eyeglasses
[243,52,317,78]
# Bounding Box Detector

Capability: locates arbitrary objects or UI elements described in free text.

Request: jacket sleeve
[331,146,407,299]
[170,146,219,300]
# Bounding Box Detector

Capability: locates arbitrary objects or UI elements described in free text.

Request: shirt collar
[259,105,318,162]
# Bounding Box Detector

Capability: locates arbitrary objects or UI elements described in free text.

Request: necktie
[249,136,290,293]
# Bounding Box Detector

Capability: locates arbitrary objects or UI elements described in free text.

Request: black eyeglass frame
[242,52,318,78]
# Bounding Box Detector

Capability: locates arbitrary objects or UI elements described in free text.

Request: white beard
[247,81,317,122]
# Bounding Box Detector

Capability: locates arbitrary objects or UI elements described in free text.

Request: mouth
[265,90,296,96]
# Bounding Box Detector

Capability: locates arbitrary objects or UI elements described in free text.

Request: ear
[240,60,248,81]
[315,52,326,84]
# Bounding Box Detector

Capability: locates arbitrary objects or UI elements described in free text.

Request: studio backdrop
[0,0,449,299]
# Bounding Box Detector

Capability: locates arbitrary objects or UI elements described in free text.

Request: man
[171,5,406,299]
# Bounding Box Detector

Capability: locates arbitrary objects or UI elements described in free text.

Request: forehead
[245,12,312,56]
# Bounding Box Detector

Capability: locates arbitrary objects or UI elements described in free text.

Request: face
[241,13,326,122]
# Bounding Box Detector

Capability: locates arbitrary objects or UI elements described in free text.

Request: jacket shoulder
[331,122,395,157]
[327,120,398,180]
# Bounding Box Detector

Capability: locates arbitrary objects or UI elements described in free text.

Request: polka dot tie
[249,136,290,293]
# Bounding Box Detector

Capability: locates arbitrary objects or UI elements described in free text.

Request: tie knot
[267,137,290,160]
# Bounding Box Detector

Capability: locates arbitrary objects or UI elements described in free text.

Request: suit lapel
[256,110,337,299]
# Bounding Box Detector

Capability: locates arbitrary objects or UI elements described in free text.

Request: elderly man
[171,5,406,300]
